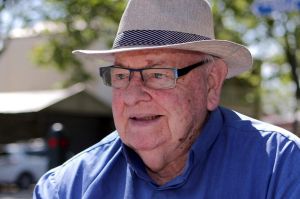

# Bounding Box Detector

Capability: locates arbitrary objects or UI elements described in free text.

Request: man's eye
[114,73,128,80]
[153,73,166,79]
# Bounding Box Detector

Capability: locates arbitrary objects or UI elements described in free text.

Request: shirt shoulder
[215,107,300,198]
[34,131,123,199]
[219,107,300,148]
[60,131,121,168]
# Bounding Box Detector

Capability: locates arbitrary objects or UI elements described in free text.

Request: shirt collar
[121,107,223,189]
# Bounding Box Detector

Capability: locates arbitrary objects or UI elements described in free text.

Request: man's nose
[129,70,144,82]
[123,72,151,105]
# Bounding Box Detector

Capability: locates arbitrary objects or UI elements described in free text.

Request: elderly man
[34,0,300,198]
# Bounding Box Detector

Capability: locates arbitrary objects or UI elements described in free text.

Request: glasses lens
[143,68,176,89]
[100,67,177,89]
[100,67,129,88]
[110,67,130,88]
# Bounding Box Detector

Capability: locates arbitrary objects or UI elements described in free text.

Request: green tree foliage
[32,0,126,86]
[212,0,300,119]
[211,0,263,117]
[0,0,33,57]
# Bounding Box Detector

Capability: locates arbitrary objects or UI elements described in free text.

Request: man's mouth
[130,115,162,121]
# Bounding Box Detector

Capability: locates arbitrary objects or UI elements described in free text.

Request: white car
[0,139,48,189]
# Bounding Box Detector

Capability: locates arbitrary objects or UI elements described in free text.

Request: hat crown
[117,0,215,40]
[73,0,252,79]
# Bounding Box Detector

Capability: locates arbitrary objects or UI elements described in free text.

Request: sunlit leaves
[212,0,300,117]
[31,0,126,86]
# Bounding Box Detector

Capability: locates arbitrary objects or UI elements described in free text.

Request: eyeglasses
[99,59,211,89]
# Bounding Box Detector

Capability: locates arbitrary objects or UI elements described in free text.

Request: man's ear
[207,59,228,111]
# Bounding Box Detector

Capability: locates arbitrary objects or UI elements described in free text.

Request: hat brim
[73,40,252,78]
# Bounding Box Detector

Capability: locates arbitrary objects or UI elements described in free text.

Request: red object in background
[48,137,69,149]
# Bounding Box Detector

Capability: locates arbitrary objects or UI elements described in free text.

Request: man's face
[112,49,222,159]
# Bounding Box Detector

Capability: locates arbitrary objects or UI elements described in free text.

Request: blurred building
[0,35,113,104]
[0,35,114,153]
[0,84,114,153]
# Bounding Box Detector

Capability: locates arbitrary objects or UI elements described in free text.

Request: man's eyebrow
[113,61,125,66]
[145,60,164,67]
[113,60,166,68]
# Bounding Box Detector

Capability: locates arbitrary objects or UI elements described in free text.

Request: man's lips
[129,115,162,122]
[129,115,161,121]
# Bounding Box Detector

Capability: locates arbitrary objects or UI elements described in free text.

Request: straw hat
[73,0,252,78]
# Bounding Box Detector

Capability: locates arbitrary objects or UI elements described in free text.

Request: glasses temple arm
[177,59,210,77]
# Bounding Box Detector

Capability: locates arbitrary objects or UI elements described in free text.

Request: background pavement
[0,185,33,199]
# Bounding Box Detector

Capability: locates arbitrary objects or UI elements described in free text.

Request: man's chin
[124,137,166,154]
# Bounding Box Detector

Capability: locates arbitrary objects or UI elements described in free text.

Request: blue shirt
[33,107,300,199]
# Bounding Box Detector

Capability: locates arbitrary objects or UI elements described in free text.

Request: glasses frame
[99,58,211,89]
